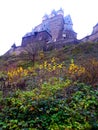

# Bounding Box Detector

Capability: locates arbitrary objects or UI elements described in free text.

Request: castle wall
[5,46,25,56]
[21,10,77,47]
[89,32,98,42]
[22,35,35,47]
[92,24,98,34]
[81,23,98,43]
[22,31,52,47]
[46,15,64,41]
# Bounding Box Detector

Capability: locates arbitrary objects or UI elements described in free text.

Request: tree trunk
[32,54,35,66]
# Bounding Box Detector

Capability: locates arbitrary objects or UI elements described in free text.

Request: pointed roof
[51,9,57,15]
[57,8,64,15]
[64,15,73,25]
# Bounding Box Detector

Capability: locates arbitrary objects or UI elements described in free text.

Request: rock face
[21,8,77,47]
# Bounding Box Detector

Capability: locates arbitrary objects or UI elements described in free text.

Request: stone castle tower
[22,8,77,47]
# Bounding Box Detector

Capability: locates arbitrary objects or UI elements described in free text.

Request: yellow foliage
[57,64,63,69]
[39,64,43,69]
[39,51,44,59]
[68,60,85,81]
[51,57,55,63]
[7,67,29,82]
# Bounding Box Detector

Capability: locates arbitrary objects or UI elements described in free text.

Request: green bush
[0,83,98,129]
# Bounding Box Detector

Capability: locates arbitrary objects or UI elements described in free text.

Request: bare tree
[25,41,44,66]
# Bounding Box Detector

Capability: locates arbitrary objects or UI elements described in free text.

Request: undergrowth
[0,83,98,129]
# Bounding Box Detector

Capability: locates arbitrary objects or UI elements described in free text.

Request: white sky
[0,0,98,55]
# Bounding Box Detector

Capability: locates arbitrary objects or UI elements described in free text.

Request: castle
[21,8,77,47]
[5,8,98,56]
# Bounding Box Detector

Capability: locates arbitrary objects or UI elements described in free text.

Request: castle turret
[62,15,77,39]
[48,9,57,18]
[57,8,64,16]
[64,15,73,31]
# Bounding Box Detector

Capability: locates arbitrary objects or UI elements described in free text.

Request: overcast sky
[0,0,98,55]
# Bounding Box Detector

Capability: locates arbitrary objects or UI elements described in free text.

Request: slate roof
[64,15,73,25]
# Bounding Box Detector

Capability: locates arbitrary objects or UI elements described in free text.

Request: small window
[62,34,66,39]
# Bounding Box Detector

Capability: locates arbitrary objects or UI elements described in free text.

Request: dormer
[57,8,64,16]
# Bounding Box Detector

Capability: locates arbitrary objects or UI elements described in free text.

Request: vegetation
[25,41,45,66]
[0,42,98,129]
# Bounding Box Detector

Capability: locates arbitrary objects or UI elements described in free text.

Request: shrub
[81,59,98,86]
[67,59,98,87]
[0,83,98,129]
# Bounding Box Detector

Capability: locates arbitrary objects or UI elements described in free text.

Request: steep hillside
[0,41,98,69]
[0,41,98,129]
[0,41,98,92]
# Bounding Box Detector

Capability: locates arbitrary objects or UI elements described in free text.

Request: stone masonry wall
[22,31,52,47]
[47,15,64,41]
[89,32,98,41]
